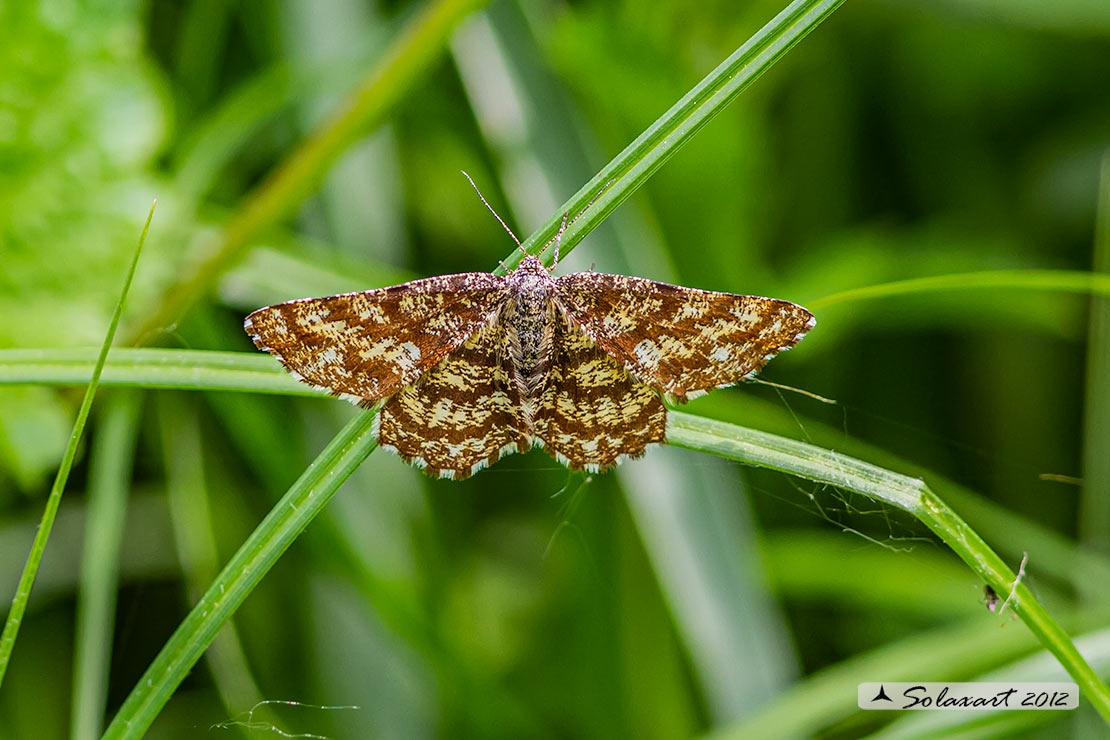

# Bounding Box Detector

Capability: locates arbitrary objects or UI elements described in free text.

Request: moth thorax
[505,275,556,402]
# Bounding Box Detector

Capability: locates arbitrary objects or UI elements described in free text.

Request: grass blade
[703,616,1038,739]
[810,269,1110,309]
[8,344,1110,590]
[1081,154,1110,577]
[708,392,1110,595]
[0,201,155,688]
[619,455,798,719]
[666,411,1110,722]
[864,627,1110,739]
[453,10,795,713]
[157,394,264,716]
[100,410,379,739]
[8,343,1110,587]
[498,0,848,273]
[0,348,319,397]
[9,343,1107,723]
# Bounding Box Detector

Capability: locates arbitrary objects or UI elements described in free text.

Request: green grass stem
[811,269,1110,310]
[12,0,1098,732]
[1080,154,1110,575]
[156,394,265,718]
[708,393,1110,600]
[703,616,1037,739]
[12,345,1108,595]
[666,412,1110,723]
[0,349,316,396]
[7,345,1107,724]
[100,410,378,739]
[0,202,155,689]
[95,3,853,731]
[498,0,848,274]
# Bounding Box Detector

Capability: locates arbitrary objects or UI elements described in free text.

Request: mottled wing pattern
[533,313,666,472]
[245,273,507,404]
[555,273,815,401]
[377,319,531,480]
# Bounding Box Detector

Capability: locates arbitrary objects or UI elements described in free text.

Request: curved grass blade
[452,13,788,714]
[47,0,1110,728]
[665,411,1110,723]
[101,410,379,739]
[8,343,1107,723]
[704,619,1110,739]
[147,0,848,340]
[702,616,1039,739]
[708,392,1110,596]
[97,7,856,722]
[810,269,1110,310]
[8,345,1110,593]
[862,626,1110,739]
[0,201,156,689]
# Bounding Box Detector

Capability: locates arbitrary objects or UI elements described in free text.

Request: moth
[245,183,815,479]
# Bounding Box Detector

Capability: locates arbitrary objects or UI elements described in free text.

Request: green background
[1,0,1109,738]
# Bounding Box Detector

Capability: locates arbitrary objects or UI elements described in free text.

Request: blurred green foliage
[1,0,1109,738]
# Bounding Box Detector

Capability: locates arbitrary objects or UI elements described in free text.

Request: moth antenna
[749,377,837,404]
[572,178,616,226]
[539,178,617,261]
[552,211,569,270]
[461,170,524,254]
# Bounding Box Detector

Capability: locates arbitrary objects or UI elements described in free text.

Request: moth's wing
[244,273,508,404]
[378,319,531,480]
[533,313,666,472]
[555,272,815,401]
